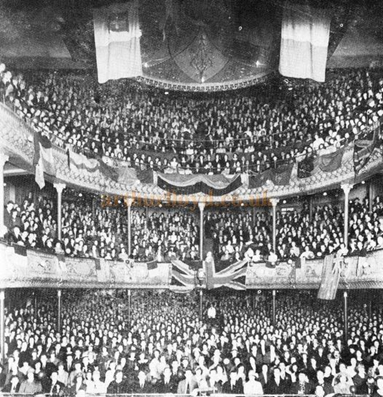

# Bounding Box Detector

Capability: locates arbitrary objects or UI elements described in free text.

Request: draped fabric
[317,254,341,300]
[314,147,345,173]
[93,0,142,84]
[136,169,154,184]
[33,132,55,189]
[354,120,380,174]
[158,173,242,196]
[279,2,331,82]
[249,164,293,189]
[68,149,118,181]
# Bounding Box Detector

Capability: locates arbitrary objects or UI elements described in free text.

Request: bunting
[354,121,380,174]
[249,164,293,189]
[158,173,242,196]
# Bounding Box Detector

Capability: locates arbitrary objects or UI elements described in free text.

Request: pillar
[308,196,313,222]
[341,184,353,248]
[368,181,374,213]
[270,198,279,253]
[0,153,9,237]
[54,183,66,241]
[198,202,205,259]
[199,289,203,320]
[272,290,276,327]
[344,291,348,341]
[0,290,4,365]
[126,198,134,256]
[57,289,62,331]
[128,289,131,323]
[34,290,38,316]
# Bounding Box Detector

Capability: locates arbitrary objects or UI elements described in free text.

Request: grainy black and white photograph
[0,0,383,396]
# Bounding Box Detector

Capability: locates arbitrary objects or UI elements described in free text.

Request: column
[126,198,134,256]
[57,289,62,331]
[0,153,9,237]
[54,183,66,241]
[341,184,353,248]
[368,181,374,213]
[128,289,131,324]
[0,290,4,365]
[343,291,348,341]
[272,290,276,327]
[308,196,313,222]
[198,202,205,259]
[34,290,38,316]
[199,290,203,320]
[270,198,279,253]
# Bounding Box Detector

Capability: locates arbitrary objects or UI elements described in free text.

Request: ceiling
[0,0,383,89]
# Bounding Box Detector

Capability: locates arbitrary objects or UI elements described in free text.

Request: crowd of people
[3,190,383,263]
[1,289,383,396]
[1,61,383,175]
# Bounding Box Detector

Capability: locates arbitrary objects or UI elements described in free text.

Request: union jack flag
[171,257,248,290]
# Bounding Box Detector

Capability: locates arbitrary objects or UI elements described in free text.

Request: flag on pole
[279,2,331,82]
[93,0,143,84]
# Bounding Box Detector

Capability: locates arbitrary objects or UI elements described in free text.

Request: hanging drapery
[94,0,143,84]
[279,1,331,82]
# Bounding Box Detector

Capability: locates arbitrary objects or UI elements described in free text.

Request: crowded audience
[1,289,383,396]
[3,190,383,263]
[1,61,383,175]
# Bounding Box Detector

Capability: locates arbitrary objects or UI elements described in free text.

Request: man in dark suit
[222,370,244,394]
[158,366,177,393]
[265,367,289,395]
[290,369,313,394]
[43,370,66,396]
[312,368,334,396]
[177,368,198,395]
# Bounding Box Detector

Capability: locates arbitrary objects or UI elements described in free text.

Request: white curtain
[93,0,142,84]
[279,2,331,82]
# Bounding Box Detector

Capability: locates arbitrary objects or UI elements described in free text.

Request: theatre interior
[1,0,383,395]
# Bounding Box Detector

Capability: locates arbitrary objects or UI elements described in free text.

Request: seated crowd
[3,191,383,263]
[3,194,200,262]
[1,290,383,396]
[1,62,383,175]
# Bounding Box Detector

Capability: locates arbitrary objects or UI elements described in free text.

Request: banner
[314,147,345,173]
[279,2,330,82]
[94,0,142,84]
[317,254,342,300]
[33,132,55,189]
[354,121,380,174]
[249,164,293,188]
[158,173,242,196]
